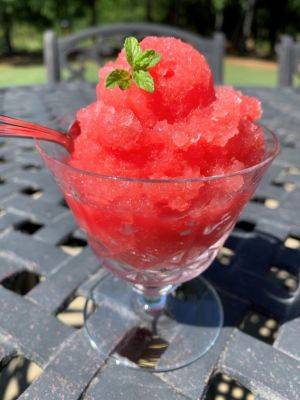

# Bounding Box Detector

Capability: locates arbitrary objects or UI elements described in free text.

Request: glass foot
[84,275,223,372]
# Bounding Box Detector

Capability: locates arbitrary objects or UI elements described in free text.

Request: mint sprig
[132,70,154,92]
[105,69,132,90]
[105,37,161,93]
[125,37,141,67]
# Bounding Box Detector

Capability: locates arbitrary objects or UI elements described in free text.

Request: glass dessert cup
[36,126,279,372]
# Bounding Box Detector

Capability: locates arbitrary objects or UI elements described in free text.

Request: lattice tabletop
[0,83,299,400]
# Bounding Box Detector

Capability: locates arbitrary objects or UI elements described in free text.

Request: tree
[242,0,256,41]
[87,0,99,25]
[0,0,55,55]
[264,0,289,54]
[166,0,181,25]
[0,0,22,55]
[213,0,226,31]
[1,0,300,58]
[146,0,153,21]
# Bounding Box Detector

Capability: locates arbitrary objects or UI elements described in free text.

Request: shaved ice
[70,37,263,179]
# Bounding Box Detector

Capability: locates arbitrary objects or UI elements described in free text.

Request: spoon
[0,115,80,152]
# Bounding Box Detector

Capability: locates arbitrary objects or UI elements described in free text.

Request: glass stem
[132,284,175,316]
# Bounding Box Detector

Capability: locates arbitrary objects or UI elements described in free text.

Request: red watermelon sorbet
[57,37,266,282]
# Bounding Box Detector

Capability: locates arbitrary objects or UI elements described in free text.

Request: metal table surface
[0,83,299,400]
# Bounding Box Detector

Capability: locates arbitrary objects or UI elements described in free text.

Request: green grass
[0,58,279,88]
[0,64,46,87]
[225,59,277,87]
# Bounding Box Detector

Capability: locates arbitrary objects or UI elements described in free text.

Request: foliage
[0,0,300,56]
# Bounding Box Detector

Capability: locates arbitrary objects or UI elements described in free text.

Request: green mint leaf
[133,70,154,93]
[134,50,161,70]
[105,69,131,89]
[118,79,132,90]
[124,37,141,67]
[144,51,161,68]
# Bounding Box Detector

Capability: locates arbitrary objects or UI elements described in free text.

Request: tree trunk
[88,0,98,25]
[236,0,256,53]
[146,0,153,22]
[268,1,288,55]
[243,0,256,39]
[167,0,180,25]
[215,10,224,31]
[2,17,13,55]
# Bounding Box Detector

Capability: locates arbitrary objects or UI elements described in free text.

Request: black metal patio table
[0,83,299,400]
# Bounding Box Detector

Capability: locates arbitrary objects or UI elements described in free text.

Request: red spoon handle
[0,115,73,151]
